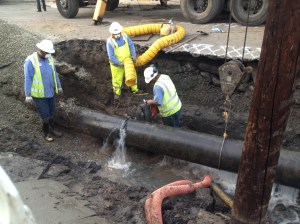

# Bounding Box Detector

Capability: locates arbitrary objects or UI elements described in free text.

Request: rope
[218,95,231,170]
[242,0,252,62]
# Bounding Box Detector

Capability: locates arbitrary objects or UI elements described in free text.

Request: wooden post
[231,0,300,223]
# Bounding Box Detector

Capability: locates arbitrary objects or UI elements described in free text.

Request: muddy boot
[49,117,63,137]
[114,95,120,107]
[42,119,54,142]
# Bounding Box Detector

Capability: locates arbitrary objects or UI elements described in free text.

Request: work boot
[49,117,63,137]
[114,94,120,107]
[42,119,54,142]
[121,86,130,91]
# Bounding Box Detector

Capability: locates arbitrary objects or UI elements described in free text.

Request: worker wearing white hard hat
[106,22,142,105]
[36,39,55,54]
[24,39,63,142]
[144,64,182,127]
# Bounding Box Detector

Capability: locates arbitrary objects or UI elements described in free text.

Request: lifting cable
[219,0,251,170]
[242,0,252,62]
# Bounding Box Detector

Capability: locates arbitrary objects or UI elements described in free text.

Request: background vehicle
[56,0,269,26]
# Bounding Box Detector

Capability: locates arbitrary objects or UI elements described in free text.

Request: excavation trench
[52,39,300,187]
[54,39,300,151]
[56,104,300,188]
[1,20,299,224]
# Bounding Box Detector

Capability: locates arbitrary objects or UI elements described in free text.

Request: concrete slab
[0,2,264,61]
[0,153,48,182]
[15,179,109,224]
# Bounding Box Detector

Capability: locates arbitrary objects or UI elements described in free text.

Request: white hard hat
[109,22,123,35]
[144,65,158,84]
[36,39,55,54]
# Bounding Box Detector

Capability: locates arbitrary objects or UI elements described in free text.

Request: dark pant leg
[32,97,55,119]
[162,109,181,128]
[33,97,56,136]
[41,0,46,11]
[172,109,181,128]
[36,0,41,11]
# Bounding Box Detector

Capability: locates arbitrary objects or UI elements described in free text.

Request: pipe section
[57,106,300,188]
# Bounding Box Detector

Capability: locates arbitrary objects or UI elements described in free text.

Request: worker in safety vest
[106,22,142,105]
[144,64,182,127]
[24,39,63,142]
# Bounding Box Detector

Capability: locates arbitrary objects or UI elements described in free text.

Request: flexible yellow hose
[123,24,186,67]
[211,182,233,208]
[123,57,136,87]
[120,23,185,86]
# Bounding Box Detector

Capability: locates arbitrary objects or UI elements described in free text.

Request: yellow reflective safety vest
[108,33,131,63]
[28,52,58,98]
[154,74,182,117]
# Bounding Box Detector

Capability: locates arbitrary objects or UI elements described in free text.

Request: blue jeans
[162,109,182,128]
[33,97,55,120]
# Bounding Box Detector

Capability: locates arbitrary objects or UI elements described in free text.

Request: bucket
[123,58,137,87]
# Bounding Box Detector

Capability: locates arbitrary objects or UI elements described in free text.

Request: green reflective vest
[108,33,131,63]
[154,75,182,117]
[29,52,58,98]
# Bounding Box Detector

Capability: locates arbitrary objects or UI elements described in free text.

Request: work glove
[25,96,33,104]
[58,88,63,95]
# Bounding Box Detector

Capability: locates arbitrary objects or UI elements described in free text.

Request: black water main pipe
[57,106,300,188]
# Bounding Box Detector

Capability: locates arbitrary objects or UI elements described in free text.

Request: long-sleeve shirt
[106,34,136,66]
[153,85,164,105]
[24,54,61,98]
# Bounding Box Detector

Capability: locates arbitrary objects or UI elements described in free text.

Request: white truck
[56,0,269,26]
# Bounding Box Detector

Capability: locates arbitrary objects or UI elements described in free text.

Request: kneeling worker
[144,64,182,127]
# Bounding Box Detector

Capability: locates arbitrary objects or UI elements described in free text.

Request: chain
[218,95,231,170]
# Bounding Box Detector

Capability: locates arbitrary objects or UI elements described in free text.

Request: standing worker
[24,39,63,142]
[36,0,46,12]
[144,64,182,127]
[106,22,142,105]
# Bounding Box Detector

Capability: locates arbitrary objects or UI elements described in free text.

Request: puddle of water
[97,121,300,224]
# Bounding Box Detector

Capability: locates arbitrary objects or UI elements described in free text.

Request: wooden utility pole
[231,0,300,223]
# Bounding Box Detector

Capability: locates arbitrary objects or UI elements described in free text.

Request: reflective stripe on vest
[108,34,131,63]
[29,52,58,98]
[154,75,182,117]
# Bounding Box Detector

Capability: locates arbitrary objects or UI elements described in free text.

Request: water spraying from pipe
[100,127,117,151]
[108,119,131,171]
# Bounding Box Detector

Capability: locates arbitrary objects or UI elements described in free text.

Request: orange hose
[145,180,193,223]
[145,176,212,224]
